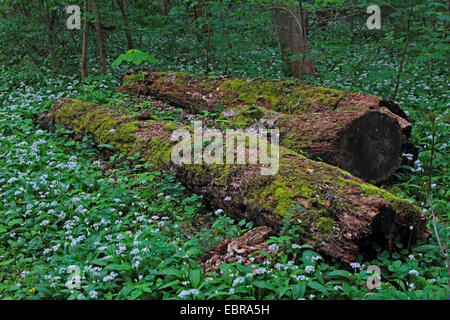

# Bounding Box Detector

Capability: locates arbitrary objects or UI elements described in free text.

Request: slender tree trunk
[160,0,170,16]
[90,0,107,75]
[117,0,133,50]
[298,0,308,80]
[392,0,415,100]
[40,0,60,75]
[218,0,235,74]
[81,0,89,82]
[193,0,212,73]
[349,1,355,44]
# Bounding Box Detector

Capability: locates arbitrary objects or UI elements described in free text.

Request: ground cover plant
[0,0,448,300]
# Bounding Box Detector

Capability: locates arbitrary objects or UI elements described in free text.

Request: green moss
[316,217,334,235]
[172,72,191,86]
[249,171,313,217]
[215,164,232,184]
[54,99,140,155]
[139,136,173,169]
[299,185,314,197]
[55,104,76,122]
[279,128,314,150]
[162,121,181,132]
[55,99,94,124]
[219,78,283,108]
[273,186,296,216]
[361,183,419,214]
[123,72,145,86]
[238,105,263,120]
[198,80,216,90]
[362,183,401,203]
[218,77,347,114]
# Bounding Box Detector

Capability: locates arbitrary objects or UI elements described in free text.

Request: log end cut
[335,110,406,183]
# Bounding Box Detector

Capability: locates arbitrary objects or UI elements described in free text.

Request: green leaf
[307,281,329,296]
[158,280,180,290]
[130,289,142,300]
[0,258,14,266]
[189,269,202,288]
[98,144,115,149]
[8,218,23,227]
[159,267,185,278]
[302,249,320,265]
[111,49,158,67]
[104,263,132,271]
[292,281,306,299]
[327,270,352,279]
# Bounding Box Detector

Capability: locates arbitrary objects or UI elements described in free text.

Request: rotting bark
[117,71,415,183]
[38,98,430,263]
[199,226,275,273]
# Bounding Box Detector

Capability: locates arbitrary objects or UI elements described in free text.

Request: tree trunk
[160,0,170,16]
[39,98,430,263]
[193,0,212,73]
[81,0,89,82]
[392,0,415,100]
[117,0,133,50]
[218,0,235,73]
[273,3,316,79]
[118,71,415,183]
[90,0,107,75]
[40,0,60,75]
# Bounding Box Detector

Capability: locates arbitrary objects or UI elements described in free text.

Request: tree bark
[392,0,415,100]
[273,4,316,79]
[90,0,107,75]
[39,98,430,263]
[117,0,133,50]
[118,71,415,183]
[160,0,170,16]
[193,0,212,73]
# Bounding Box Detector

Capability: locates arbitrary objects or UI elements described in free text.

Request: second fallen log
[118,71,414,183]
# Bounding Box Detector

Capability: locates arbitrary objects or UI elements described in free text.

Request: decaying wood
[38,98,430,263]
[199,226,275,273]
[117,71,415,183]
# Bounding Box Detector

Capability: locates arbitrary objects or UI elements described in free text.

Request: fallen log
[38,98,430,263]
[118,71,415,183]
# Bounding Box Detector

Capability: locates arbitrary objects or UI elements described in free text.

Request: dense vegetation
[0,0,448,300]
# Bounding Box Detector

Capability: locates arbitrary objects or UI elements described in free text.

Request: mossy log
[118,71,415,183]
[39,98,430,263]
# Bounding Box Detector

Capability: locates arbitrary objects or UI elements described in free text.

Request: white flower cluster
[178,289,200,299]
